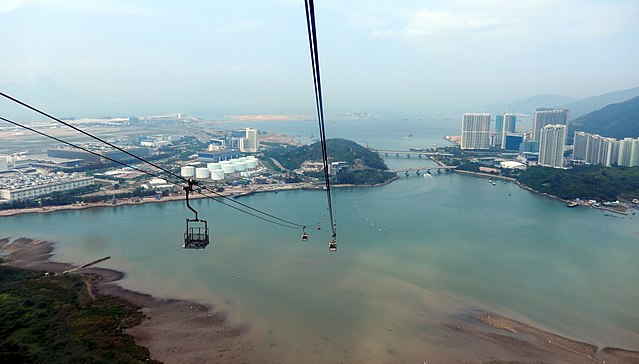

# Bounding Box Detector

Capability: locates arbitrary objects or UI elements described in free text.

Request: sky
[1,0,638,117]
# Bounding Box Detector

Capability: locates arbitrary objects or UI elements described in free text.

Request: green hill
[568,96,639,141]
[264,138,395,185]
[265,138,388,171]
[517,165,639,201]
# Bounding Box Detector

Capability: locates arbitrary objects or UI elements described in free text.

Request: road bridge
[371,149,453,158]
[389,165,456,176]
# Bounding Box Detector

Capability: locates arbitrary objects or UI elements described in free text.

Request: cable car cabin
[302,232,309,241]
[328,240,337,252]
[183,219,210,249]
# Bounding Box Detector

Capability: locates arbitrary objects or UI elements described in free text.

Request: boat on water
[409,147,425,152]
[567,201,579,208]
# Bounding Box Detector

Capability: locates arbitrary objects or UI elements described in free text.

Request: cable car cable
[0,115,305,229]
[0,93,307,228]
[304,0,337,243]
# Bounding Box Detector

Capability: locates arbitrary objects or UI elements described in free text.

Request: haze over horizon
[1,0,638,118]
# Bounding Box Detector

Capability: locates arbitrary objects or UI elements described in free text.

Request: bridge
[389,165,457,176]
[371,149,454,158]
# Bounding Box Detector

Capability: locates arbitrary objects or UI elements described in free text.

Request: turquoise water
[2,163,638,360]
[1,123,639,361]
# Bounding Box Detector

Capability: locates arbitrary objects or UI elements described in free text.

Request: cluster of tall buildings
[241,128,260,153]
[212,128,260,153]
[460,108,571,169]
[459,106,638,169]
[573,132,639,167]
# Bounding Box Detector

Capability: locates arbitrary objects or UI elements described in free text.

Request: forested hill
[265,138,387,170]
[568,96,639,140]
[517,165,639,201]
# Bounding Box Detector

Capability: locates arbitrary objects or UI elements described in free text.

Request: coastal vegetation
[0,265,159,363]
[517,165,639,201]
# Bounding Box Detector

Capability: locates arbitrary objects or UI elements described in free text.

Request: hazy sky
[1,0,638,116]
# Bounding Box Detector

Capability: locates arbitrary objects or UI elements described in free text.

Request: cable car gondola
[301,226,309,241]
[183,179,210,249]
[328,231,337,251]
[328,240,337,252]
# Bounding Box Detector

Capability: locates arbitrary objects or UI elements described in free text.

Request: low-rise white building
[0,174,94,201]
[500,161,526,170]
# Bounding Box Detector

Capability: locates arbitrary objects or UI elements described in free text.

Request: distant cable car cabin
[328,231,337,251]
[183,179,210,249]
[302,226,309,241]
[328,240,337,252]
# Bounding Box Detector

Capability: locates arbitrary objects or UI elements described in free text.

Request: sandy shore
[2,237,639,363]
[0,237,264,364]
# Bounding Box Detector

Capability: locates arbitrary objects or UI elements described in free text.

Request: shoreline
[2,237,638,363]
[0,237,264,364]
[453,169,631,215]
[0,177,400,218]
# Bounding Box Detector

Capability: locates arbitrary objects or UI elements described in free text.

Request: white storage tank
[234,161,247,171]
[221,163,235,173]
[210,169,225,181]
[180,166,195,178]
[207,162,221,171]
[245,159,258,169]
[195,167,210,179]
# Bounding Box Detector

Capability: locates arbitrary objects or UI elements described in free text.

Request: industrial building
[0,172,94,201]
[197,150,241,163]
[47,147,150,164]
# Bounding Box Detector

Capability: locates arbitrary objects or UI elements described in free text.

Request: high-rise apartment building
[500,113,517,149]
[461,113,490,150]
[572,132,620,167]
[538,124,566,168]
[493,115,503,147]
[572,131,590,163]
[532,108,569,142]
[240,128,259,153]
[618,137,639,167]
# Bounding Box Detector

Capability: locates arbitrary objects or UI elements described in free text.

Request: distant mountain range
[563,87,639,120]
[568,96,639,140]
[485,94,576,115]
[487,86,639,120]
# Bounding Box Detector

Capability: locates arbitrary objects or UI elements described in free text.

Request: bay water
[1,118,638,361]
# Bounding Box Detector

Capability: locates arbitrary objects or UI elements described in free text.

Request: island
[263,138,397,185]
